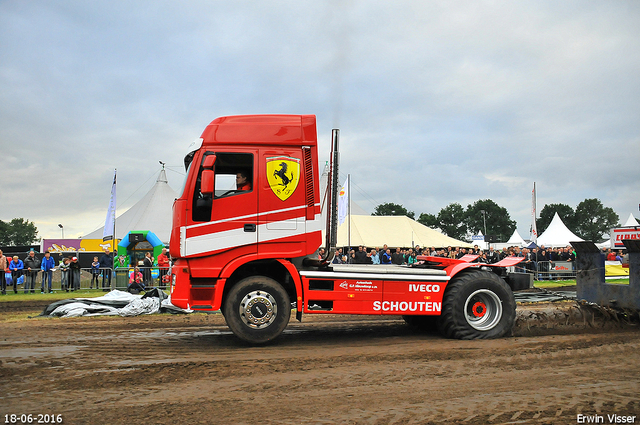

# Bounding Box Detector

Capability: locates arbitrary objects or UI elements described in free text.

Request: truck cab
[170,115,322,315]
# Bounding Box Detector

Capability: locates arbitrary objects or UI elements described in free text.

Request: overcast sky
[1,0,639,242]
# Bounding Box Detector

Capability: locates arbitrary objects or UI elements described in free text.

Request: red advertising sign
[610,227,640,248]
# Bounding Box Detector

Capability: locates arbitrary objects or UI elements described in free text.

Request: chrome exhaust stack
[323,129,340,262]
[304,129,339,267]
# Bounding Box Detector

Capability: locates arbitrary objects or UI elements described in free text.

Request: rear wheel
[438,271,515,340]
[223,276,291,344]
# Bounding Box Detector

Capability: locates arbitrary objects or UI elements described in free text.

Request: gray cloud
[1,0,638,241]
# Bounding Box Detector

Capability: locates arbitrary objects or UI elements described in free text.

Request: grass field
[0,289,115,303]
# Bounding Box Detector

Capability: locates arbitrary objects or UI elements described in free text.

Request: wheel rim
[239,290,278,329]
[464,289,502,331]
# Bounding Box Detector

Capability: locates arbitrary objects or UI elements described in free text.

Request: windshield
[179,161,192,198]
[184,150,196,172]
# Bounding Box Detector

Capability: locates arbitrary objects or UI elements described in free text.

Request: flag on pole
[103,169,117,242]
[337,175,349,226]
[530,182,538,243]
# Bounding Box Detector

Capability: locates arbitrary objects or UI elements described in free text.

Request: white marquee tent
[623,213,640,227]
[506,229,527,246]
[536,212,584,247]
[337,215,473,249]
[596,213,639,248]
[470,232,488,250]
[83,169,178,245]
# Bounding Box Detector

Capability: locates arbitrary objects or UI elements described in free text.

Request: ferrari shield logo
[266,156,300,201]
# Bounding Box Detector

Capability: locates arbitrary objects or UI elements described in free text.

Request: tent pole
[347,173,351,249]
[111,168,117,291]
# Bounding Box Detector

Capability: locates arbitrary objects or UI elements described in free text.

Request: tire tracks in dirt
[1,310,639,424]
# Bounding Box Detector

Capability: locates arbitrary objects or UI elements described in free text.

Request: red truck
[169,114,525,344]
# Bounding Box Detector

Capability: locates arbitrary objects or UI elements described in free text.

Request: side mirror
[203,154,216,169]
[201,169,214,194]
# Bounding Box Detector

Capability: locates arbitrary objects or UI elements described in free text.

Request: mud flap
[506,272,533,291]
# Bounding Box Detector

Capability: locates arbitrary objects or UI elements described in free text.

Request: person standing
[157,248,170,288]
[40,252,56,293]
[369,249,380,265]
[391,248,404,265]
[347,250,356,264]
[90,256,100,289]
[59,257,70,292]
[381,248,392,265]
[23,250,40,294]
[539,249,550,280]
[332,248,344,264]
[69,256,81,291]
[0,250,7,295]
[486,247,497,264]
[407,250,418,265]
[354,246,368,264]
[99,249,113,291]
[142,252,154,288]
[9,256,23,294]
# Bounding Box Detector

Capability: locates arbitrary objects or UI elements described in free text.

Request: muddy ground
[0,301,639,425]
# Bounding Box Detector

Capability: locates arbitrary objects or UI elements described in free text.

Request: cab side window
[191,152,253,222]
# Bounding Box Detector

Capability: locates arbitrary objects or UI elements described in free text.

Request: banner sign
[43,239,117,253]
[610,227,640,249]
[531,182,538,243]
[605,261,629,277]
[550,261,574,274]
[103,169,117,241]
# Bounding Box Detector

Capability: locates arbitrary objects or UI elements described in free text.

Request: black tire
[438,271,515,340]
[223,276,291,344]
[402,315,439,333]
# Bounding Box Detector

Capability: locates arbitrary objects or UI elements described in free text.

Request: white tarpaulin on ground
[39,289,192,318]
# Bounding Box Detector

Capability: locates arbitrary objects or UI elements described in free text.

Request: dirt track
[1,303,639,425]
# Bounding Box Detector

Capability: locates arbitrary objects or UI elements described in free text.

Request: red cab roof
[200,114,317,147]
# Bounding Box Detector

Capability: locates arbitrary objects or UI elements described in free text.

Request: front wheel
[438,271,515,340]
[223,276,291,344]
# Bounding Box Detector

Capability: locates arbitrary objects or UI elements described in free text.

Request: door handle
[244,224,256,232]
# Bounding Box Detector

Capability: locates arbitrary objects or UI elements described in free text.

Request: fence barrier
[4,266,169,293]
[511,260,577,281]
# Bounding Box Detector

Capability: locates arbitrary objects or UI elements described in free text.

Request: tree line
[372,198,622,243]
[0,197,625,248]
[536,199,619,242]
[0,218,40,246]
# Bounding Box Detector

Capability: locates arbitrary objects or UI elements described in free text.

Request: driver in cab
[236,171,251,191]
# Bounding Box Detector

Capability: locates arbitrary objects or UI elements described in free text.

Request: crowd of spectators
[325,244,579,268]
[604,248,627,264]
[0,247,172,294]
[323,244,634,281]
